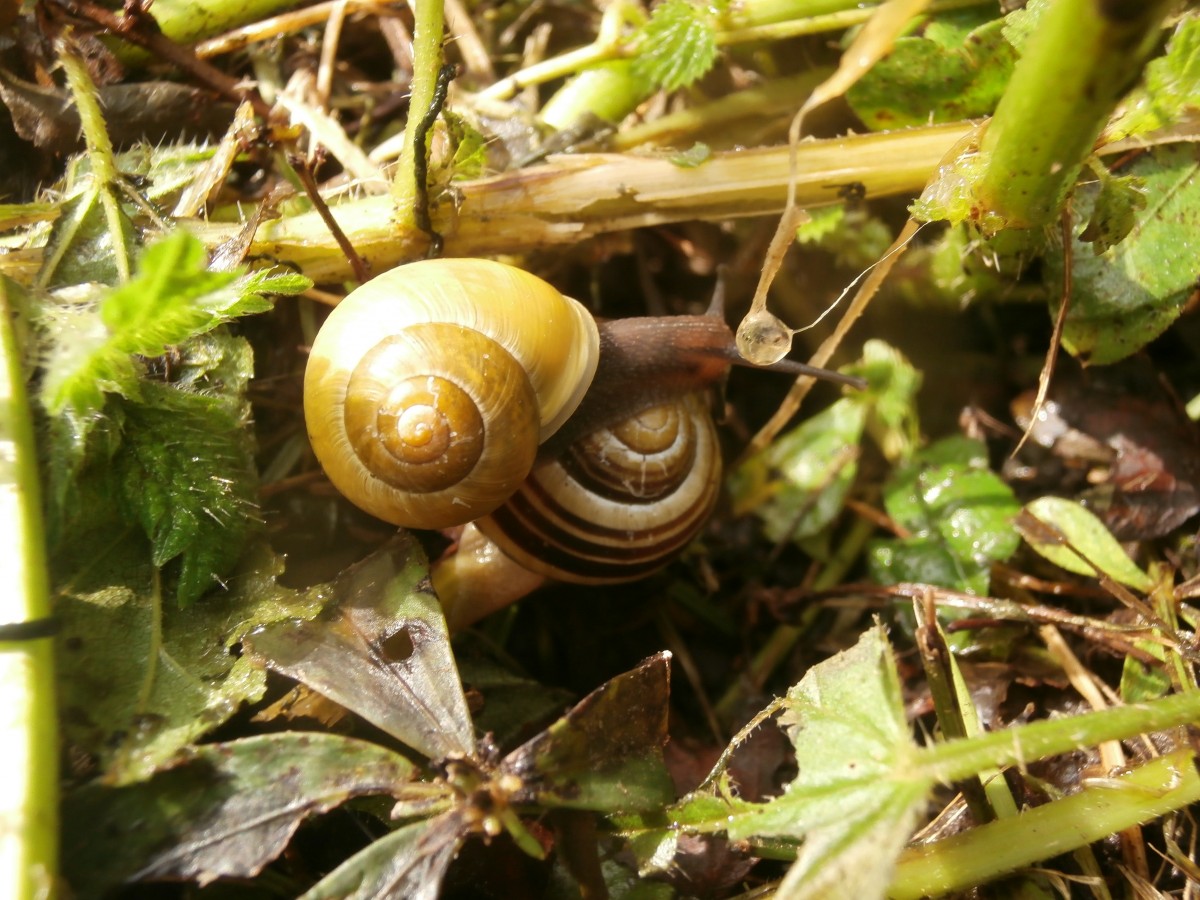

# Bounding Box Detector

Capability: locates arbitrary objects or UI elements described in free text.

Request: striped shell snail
[304,257,857,604]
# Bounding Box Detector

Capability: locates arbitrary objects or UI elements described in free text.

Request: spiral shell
[476,392,722,583]
[304,258,600,529]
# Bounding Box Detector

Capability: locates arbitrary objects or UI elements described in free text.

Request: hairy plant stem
[975,0,1176,231]
[0,281,58,900]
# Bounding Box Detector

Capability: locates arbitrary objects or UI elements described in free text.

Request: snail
[304,258,860,620]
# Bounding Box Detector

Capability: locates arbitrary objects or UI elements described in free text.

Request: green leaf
[245,537,477,761]
[869,436,1020,595]
[115,338,260,606]
[503,653,674,813]
[1044,144,1200,364]
[1017,496,1154,592]
[62,733,418,895]
[1107,14,1200,142]
[39,230,304,418]
[668,142,711,168]
[848,339,923,464]
[730,397,866,548]
[846,15,1017,131]
[999,0,1050,53]
[300,816,463,900]
[728,625,928,898]
[38,171,137,289]
[633,0,718,92]
[455,636,574,750]
[55,541,325,784]
[1078,171,1146,254]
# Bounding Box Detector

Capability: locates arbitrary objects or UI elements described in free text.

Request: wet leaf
[1017,497,1154,592]
[504,652,674,813]
[847,14,1016,130]
[300,815,465,900]
[869,436,1020,595]
[1045,144,1200,365]
[56,540,325,783]
[245,537,477,761]
[62,733,417,894]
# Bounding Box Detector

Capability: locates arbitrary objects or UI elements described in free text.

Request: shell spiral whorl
[477,392,722,584]
[304,258,600,529]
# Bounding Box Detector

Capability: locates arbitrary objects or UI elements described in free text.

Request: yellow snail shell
[304,258,600,529]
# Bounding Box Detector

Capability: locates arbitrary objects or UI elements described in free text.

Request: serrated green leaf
[1107,14,1200,142]
[846,15,1017,131]
[116,341,260,606]
[40,231,304,418]
[1044,144,1200,364]
[869,436,1020,595]
[1000,0,1050,53]
[62,733,418,894]
[1018,496,1154,592]
[633,0,718,92]
[728,625,928,898]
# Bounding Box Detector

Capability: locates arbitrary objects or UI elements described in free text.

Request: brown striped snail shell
[477,391,721,584]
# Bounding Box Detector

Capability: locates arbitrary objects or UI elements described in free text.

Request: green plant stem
[714,513,877,723]
[391,0,445,234]
[889,750,1200,899]
[611,69,831,149]
[919,689,1200,784]
[716,0,989,46]
[57,40,132,282]
[111,0,303,63]
[0,281,58,899]
[974,0,1175,230]
[184,120,976,282]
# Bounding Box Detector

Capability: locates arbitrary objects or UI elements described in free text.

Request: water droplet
[736,309,793,365]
